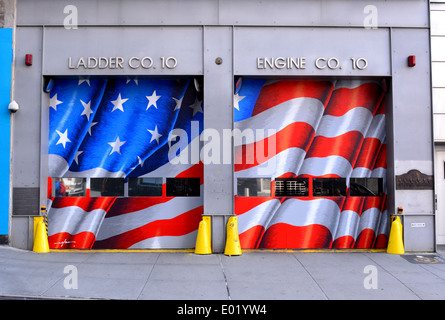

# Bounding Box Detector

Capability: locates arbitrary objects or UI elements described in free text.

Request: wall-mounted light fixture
[8,100,19,113]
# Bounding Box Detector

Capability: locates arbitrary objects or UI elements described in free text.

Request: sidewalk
[1,245,445,301]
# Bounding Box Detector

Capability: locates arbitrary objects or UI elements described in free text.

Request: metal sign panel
[234,27,391,76]
[43,27,203,76]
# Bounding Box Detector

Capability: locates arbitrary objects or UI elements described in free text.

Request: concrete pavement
[1,245,445,301]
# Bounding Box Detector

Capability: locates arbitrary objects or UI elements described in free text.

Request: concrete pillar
[203,27,234,252]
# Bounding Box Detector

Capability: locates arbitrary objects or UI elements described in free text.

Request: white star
[234,93,245,111]
[108,136,126,155]
[78,78,90,86]
[88,122,98,136]
[137,156,145,167]
[148,126,162,144]
[55,129,71,148]
[173,96,184,111]
[189,97,203,116]
[146,90,161,110]
[126,77,138,85]
[74,151,83,165]
[111,93,128,112]
[49,94,63,111]
[168,133,179,148]
[80,100,93,121]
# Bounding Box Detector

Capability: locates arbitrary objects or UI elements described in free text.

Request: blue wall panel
[0,28,12,236]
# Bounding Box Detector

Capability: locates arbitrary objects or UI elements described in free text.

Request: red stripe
[176,161,203,182]
[47,177,53,199]
[49,232,71,249]
[363,196,386,212]
[260,223,333,249]
[354,229,375,248]
[235,196,275,216]
[342,196,365,212]
[305,131,364,162]
[234,122,315,171]
[239,225,265,249]
[375,99,386,115]
[373,144,386,169]
[333,235,355,249]
[324,83,383,116]
[93,206,203,249]
[353,138,382,169]
[69,232,96,249]
[49,231,96,249]
[252,80,334,116]
[374,234,388,249]
[51,197,116,212]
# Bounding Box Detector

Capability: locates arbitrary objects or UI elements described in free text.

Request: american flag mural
[47,76,388,250]
[47,77,203,249]
[234,79,389,249]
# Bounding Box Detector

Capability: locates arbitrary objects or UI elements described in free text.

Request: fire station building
[6,0,437,253]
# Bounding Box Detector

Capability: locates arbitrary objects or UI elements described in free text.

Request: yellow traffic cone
[195,216,212,254]
[387,215,405,254]
[33,217,50,253]
[224,216,242,256]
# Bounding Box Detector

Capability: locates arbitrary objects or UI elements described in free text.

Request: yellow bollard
[224,216,242,256]
[33,216,44,238]
[33,218,50,253]
[195,216,212,254]
[387,215,405,255]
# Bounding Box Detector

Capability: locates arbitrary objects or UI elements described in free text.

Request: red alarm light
[408,55,416,67]
[25,54,33,66]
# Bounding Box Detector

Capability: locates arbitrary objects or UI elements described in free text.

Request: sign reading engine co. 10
[256,56,369,70]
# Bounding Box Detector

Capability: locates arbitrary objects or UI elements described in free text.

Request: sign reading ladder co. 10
[68,56,178,70]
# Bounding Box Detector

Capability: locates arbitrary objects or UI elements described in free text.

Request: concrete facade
[9,0,435,252]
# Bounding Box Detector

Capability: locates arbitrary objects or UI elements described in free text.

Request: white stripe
[49,154,126,178]
[234,97,325,145]
[351,167,372,178]
[266,198,341,236]
[316,107,373,138]
[333,210,360,240]
[298,155,353,177]
[237,199,281,234]
[357,207,381,234]
[365,114,385,141]
[235,147,307,179]
[129,231,198,249]
[376,210,389,236]
[48,154,70,177]
[333,79,381,90]
[48,206,106,237]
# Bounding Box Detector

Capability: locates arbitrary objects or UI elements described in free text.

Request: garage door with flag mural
[234,78,388,249]
[46,76,389,250]
[46,77,204,249]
